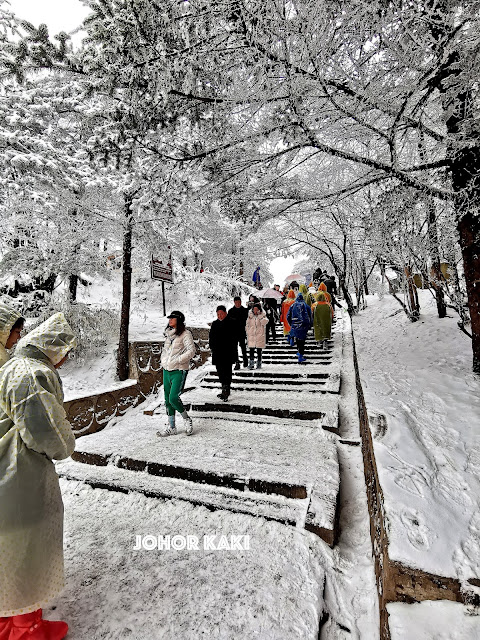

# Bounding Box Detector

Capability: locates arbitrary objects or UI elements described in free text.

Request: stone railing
[65,327,210,437]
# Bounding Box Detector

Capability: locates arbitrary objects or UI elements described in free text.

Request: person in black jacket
[209,305,238,401]
[264,298,278,343]
[227,296,248,369]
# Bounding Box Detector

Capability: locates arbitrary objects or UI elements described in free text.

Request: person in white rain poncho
[0,302,25,368]
[0,313,76,640]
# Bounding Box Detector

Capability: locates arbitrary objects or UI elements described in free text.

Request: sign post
[151,245,173,316]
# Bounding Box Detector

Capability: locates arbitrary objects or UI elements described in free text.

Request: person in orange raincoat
[280,290,296,345]
[318,282,332,304]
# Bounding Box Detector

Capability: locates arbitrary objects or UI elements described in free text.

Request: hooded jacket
[313,293,333,341]
[246,309,268,349]
[0,303,23,368]
[0,313,77,617]
[161,326,196,371]
[318,282,332,304]
[280,290,296,335]
[286,293,313,340]
[299,284,309,298]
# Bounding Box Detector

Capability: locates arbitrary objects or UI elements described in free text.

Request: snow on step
[387,601,480,639]
[201,378,340,394]
[54,479,326,640]
[181,387,339,429]
[56,458,309,527]
[69,413,337,499]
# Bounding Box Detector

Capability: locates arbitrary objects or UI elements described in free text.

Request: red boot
[9,610,68,640]
[0,617,13,640]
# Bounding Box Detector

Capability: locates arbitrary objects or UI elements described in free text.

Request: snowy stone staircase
[61,312,345,546]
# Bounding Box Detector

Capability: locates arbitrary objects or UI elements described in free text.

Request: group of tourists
[0,302,77,639]
[158,271,340,437]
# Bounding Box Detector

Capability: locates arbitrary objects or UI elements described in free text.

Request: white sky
[270,256,297,287]
[8,0,89,35]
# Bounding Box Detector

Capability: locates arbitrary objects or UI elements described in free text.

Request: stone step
[200,378,340,394]
[181,388,339,432]
[58,459,306,528]
[59,414,341,545]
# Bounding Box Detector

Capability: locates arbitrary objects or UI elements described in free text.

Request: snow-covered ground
[48,480,326,640]
[354,290,480,592]
[388,601,480,639]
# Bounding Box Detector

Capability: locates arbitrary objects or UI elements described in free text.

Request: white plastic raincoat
[0,313,77,616]
[0,303,23,369]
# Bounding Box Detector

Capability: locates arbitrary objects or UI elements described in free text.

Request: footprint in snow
[400,509,431,550]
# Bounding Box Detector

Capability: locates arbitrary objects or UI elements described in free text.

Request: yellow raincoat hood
[15,312,76,366]
[0,303,22,348]
[0,303,23,369]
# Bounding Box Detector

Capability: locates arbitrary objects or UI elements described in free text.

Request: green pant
[163,369,188,416]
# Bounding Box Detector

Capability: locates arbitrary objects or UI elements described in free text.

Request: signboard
[151,245,173,283]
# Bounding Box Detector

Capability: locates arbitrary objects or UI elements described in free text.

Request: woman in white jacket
[157,310,196,437]
[246,303,269,369]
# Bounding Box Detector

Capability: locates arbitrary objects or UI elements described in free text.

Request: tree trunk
[404,265,420,321]
[426,200,447,319]
[446,100,480,371]
[69,274,78,303]
[362,260,370,296]
[117,197,133,381]
[428,1,480,370]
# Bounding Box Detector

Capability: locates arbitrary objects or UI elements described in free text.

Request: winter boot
[181,411,193,435]
[157,414,177,437]
[298,353,307,364]
[256,355,262,369]
[248,359,255,370]
[222,385,230,402]
[10,610,68,640]
[0,617,11,640]
[288,336,295,347]
[243,359,249,368]
[234,362,240,371]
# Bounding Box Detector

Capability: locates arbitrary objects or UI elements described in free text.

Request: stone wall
[65,327,210,437]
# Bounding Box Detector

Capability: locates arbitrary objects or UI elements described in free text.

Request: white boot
[157,414,177,437]
[181,411,193,436]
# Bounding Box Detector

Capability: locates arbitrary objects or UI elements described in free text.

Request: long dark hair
[165,319,186,336]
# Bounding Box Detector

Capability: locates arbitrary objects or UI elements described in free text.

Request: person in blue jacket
[286,293,312,364]
[252,266,261,289]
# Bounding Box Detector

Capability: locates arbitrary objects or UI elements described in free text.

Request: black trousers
[237,334,248,364]
[216,362,233,391]
[296,338,306,355]
[249,347,262,360]
[266,317,277,342]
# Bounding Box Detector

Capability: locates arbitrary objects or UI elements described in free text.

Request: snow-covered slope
[354,291,480,585]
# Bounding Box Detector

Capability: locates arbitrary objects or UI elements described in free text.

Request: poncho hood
[319,282,327,292]
[287,290,296,300]
[0,303,22,348]
[15,312,77,366]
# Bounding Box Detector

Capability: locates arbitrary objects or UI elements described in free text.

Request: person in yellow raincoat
[312,292,333,349]
[0,302,25,368]
[318,282,332,304]
[0,313,76,640]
